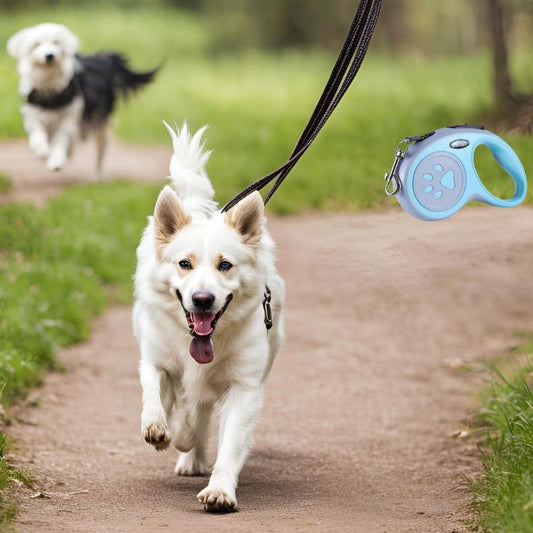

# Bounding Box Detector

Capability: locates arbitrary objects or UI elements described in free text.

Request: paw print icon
[413,153,466,212]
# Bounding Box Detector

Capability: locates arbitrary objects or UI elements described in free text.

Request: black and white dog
[7,23,158,177]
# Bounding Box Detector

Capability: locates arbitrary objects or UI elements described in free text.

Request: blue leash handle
[386,125,528,221]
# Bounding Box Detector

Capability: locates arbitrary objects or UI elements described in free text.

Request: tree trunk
[487,0,515,111]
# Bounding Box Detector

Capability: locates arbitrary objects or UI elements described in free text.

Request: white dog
[133,123,285,512]
[7,23,157,177]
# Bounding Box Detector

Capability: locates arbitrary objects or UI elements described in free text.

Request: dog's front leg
[23,115,49,158]
[47,108,80,171]
[140,359,171,451]
[197,385,263,512]
[47,127,72,171]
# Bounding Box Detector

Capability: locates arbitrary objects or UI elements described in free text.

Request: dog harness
[27,77,79,109]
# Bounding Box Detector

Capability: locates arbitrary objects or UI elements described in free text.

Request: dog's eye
[178,259,192,270]
[218,260,233,272]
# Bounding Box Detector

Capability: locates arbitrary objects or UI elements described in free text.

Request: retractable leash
[384,124,528,221]
[222,0,527,222]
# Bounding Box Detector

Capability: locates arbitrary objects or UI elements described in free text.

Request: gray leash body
[221,0,382,213]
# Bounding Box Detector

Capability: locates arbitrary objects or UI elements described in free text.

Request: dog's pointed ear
[7,28,30,59]
[225,191,264,248]
[153,186,191,255]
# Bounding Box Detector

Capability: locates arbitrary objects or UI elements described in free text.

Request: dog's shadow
[141,446,334,515]
[235,447,326,510]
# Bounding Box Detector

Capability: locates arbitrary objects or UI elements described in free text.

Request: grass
[0,180,159,405]
[0,180,159,525]
[0,176,12,195]
[0,432,30,530]
[472,337,533,532]
[0,4,531,212]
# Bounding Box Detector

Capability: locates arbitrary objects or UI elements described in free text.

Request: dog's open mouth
[177,292,233,365]
[187,312,217,365]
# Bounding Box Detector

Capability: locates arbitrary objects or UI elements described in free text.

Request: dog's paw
[197,486,238,513]
[142,422,170,451]
[46,152,66,171]
[174,452,210,477]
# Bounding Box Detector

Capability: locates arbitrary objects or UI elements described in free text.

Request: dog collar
[27,77,79,109]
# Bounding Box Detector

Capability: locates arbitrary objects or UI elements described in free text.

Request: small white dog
[133,123,285,512]
[7,23,157,177]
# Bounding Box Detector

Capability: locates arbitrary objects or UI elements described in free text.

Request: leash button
[449,139,470,149]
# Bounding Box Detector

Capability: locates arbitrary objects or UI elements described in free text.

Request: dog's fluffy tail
[75,52,158,123]
[108,53,158,94]
[163,121,216,215]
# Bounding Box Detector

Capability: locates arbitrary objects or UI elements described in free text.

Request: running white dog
[7,23,157,177]
[133,123,285,512]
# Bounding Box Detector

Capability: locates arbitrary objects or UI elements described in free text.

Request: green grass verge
[0,176,12,195]
[0,180,159,525]
[0,5,531,212]
[472,336,533,532]
[0,180,159,405]
[0,432,31,530]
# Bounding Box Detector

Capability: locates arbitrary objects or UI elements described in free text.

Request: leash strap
[221,0,382,213]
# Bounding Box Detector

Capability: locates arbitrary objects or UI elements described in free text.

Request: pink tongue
[189,336,214,364]
[192,312,216,336]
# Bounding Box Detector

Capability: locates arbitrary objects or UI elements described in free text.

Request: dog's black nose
[192,291,215,310]
[45,53,55,63]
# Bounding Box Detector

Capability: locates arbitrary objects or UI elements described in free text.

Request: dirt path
[0,138,169,205]
[3,141,533,532]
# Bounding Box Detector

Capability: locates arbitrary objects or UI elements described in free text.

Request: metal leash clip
[384,139,411,196]
[262,286,273,330]
[384,132,436,197]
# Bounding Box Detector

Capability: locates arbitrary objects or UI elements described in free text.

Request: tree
[487,0,514,111]
[486,0,533,132]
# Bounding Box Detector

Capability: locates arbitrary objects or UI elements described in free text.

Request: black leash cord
[221,0,382,213]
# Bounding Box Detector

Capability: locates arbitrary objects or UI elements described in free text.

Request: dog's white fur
[7,23,106,176]
[133,123,285,512]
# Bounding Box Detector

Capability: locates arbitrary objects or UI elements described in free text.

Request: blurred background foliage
[1,0,533,55]
[179,0,533,58]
